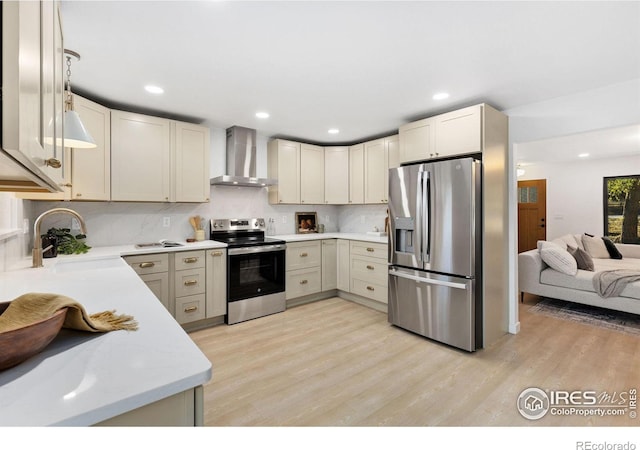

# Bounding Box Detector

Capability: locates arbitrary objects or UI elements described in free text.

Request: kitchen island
[0,242,221,426]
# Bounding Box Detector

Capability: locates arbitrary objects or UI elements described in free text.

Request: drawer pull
[300,252,308,257]
[366,265,375,270]
[300,279,308,285]
[139,262,155,269]
[366,286,375,291]
[211,251,223,256]
[184,279,198,286]
[366,247,375,252]
[184,306,198,313]
[183,257,198,264]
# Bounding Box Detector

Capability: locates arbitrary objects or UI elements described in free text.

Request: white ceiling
[60,1,640,145]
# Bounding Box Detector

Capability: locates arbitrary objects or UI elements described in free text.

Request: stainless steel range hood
[210,126,276,187]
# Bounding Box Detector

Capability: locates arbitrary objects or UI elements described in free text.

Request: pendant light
[63,49,96,149]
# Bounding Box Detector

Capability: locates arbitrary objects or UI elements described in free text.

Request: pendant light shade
[63,49,96,149]
[64,110,96,148]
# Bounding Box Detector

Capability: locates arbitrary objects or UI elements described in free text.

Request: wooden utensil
[189,216,198,232]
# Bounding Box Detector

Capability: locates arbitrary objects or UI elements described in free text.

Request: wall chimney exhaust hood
[210,126,276,187]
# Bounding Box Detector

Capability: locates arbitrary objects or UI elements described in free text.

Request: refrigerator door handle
[416,169,424,265]
[388,268,468,290]
[423,171,431,263]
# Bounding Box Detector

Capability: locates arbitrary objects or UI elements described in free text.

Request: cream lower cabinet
[324,147,349,204]
[321,239,337,291]
[124,249,226,325]
[206,249,227,318]
[174,250,206,324]
[123,253,171,313]
[286,241,321,299]
[349,241,388,304]
[336,239,351,292]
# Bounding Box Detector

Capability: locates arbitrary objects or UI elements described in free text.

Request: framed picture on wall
[603,174,640,244]
[295,212,318,234]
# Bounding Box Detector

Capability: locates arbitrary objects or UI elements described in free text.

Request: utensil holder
[195,230,205,241]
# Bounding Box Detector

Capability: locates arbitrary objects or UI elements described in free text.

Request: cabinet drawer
[349,241,387,260]
[350,256,388,285]
[175,294,206,324]
[124,253,169,275]
[175,268,206,297]
[286,267,321,300]
[174,250,206,270]
[286,241,321,270]
[351,278,388,304]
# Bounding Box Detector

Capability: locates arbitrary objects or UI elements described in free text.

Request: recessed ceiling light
[328,128,340,134]
[578,153,590,158]
[256,112,270,119]
[144,85,164,94]
[433,92,450,100]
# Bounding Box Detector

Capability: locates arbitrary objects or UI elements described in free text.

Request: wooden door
[518,179,547,253]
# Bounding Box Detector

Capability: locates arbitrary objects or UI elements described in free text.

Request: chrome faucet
[32,208,88,268]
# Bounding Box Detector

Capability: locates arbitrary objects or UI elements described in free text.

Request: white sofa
[518,234,640,315]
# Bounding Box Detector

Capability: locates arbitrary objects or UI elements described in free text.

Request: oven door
[227,244,286,302]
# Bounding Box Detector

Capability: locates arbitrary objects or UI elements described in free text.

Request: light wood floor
[189,295,640,426]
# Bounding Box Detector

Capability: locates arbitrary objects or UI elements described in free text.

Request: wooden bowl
[0,301,67,371]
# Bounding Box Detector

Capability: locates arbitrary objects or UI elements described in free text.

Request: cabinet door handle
[300,252,308,257]
[211,251,223,256]
[184,306,198,313]
[76,193,82,197]
[61,183,72,188]
[183,257,198,264]
[139,262,155,269]
[366,265,375,270]
[366,247,375,252]
[366,286,375,291]
[45,158,61,168]
[300,279,308,285]
[184,279,198,286]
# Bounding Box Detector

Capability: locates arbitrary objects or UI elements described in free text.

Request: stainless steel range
[210,218,286,324]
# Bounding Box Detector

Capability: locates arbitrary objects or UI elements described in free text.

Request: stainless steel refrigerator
[388,157,482,352]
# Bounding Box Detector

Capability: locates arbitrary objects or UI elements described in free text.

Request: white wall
[519,154,639,240]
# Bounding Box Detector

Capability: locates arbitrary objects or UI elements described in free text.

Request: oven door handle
[228,244,287,256]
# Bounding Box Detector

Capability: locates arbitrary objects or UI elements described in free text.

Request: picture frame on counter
[295,212,318,234]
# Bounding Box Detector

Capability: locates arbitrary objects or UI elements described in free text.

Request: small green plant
[44,227,91,254]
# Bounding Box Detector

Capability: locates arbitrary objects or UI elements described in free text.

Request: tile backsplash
[26,187,388,248]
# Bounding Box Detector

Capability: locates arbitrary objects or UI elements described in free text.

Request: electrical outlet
[282,216,287,224]
[23,218,29,234]
[163,217,171,227]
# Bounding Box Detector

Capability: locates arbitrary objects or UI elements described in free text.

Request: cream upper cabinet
[111,110,172,202]
[174,121,210,203]
[111,111,209,203]
[300,143,324,204]
[386,134,400,169]
[71,96,111,201]
[268,139,300,204]
[399,117,435,164]
[349,143,364,204]
[324,146,349,205]
[1,1,65,192]
[364,138,388,204]
[434,104,482,157]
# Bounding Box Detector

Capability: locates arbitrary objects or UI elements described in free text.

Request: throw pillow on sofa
[539,241,578,276]
[567,245,595,271]
[601,236,623,259]
[582,234,610,258]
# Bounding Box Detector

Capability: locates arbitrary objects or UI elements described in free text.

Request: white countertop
[274,232,388,244]
[0,254,213,426]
